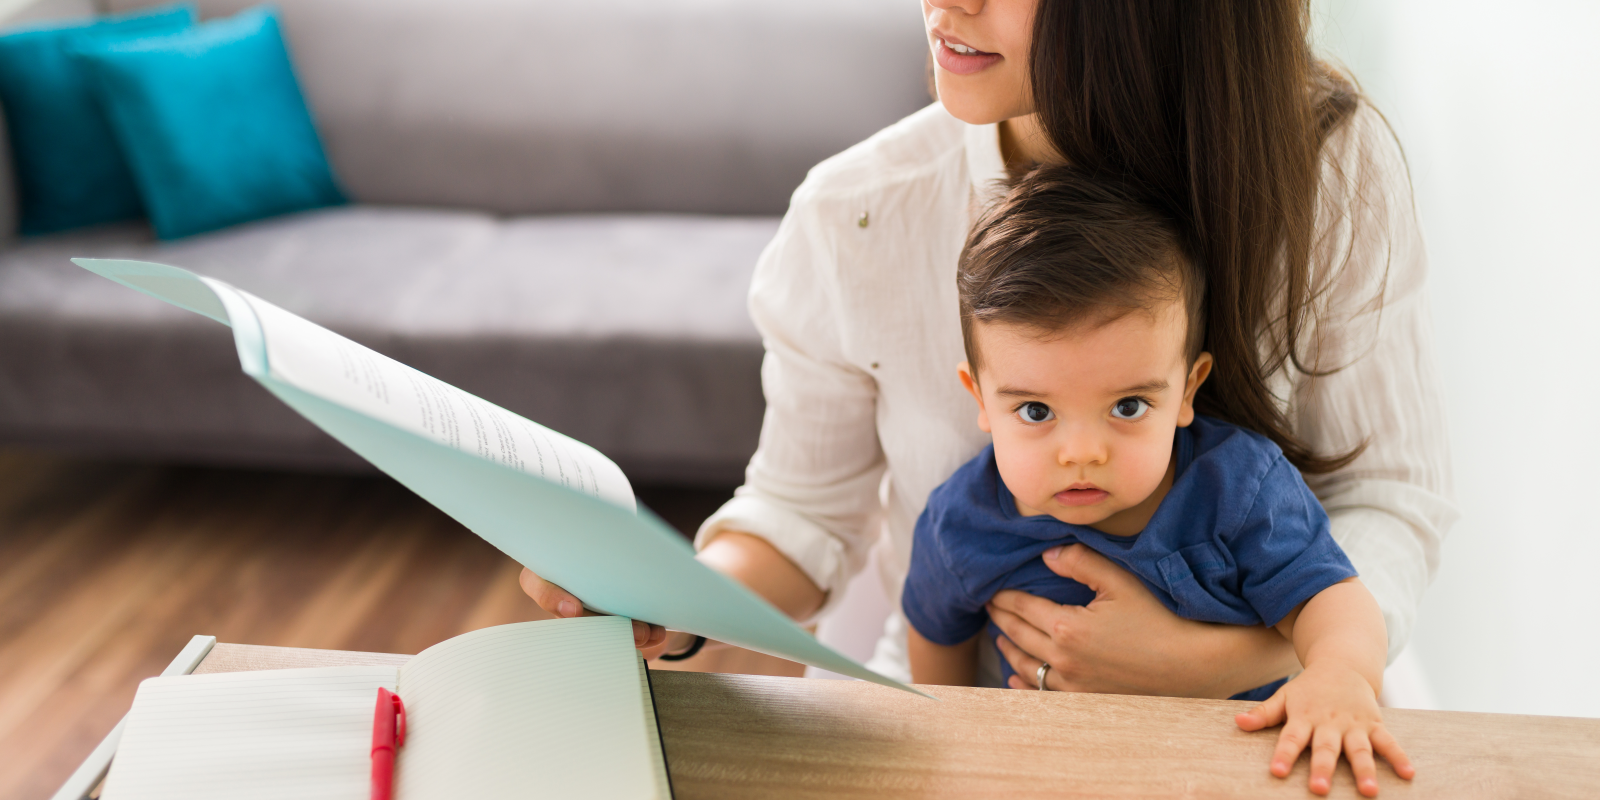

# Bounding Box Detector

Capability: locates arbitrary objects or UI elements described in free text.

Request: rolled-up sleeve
[695,186,887,620]
[1295,105,1459,662]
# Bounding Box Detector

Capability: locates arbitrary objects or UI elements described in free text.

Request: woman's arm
[522,182,886,648]
[1292,103,1456,661]
[519,530,823,659]
[696,531,826,619]
[689,181,890,619]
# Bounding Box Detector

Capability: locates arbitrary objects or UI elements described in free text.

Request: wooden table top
[196,642,1600,799]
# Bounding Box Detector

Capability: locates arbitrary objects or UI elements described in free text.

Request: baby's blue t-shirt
[901,415,1357,700]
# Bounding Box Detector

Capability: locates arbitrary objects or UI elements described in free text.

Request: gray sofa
[0,0,929,484]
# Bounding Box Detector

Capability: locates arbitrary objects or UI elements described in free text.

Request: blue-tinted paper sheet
[74,258,920,695]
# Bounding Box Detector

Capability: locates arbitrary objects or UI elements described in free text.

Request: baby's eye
[1015,402,1054,424]
[1111,397,1150,421]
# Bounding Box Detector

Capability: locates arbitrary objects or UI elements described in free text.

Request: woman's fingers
[997,635,1073,691]
[637,628,680,660]
[1370,725,1416,780]
[1344,730,1379,797]
[518,567,582,618]
[988,605,1066,675]
[1039,543,1132,594]
[1270,719,1311,779]
[988,588,1077,629]
[631,620,667,648]
[1306,725,1344,796]
[1235,690,1287,732]
[519,567,666,652]
[995,635,1041,690]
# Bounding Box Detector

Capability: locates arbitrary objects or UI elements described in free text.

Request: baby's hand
[1234,662,1415,797]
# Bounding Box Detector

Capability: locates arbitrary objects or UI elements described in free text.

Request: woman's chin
[934,81,1026,127]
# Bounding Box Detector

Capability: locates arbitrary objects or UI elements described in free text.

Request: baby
[902,168,1413,797]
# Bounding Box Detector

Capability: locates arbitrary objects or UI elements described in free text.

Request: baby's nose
[1055,423,1109,466]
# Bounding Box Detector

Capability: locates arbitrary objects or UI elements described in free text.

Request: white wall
[1314,0,1600,718]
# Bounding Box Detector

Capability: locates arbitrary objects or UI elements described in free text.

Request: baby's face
[961,299,1211,536]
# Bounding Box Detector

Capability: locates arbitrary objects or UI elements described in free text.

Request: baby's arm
[1235,577,1415,797]
[907,626,981,686]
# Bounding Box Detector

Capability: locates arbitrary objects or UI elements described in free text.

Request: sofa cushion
[74,6,345,240]
[0,207,774,483]
[0,3,195,234]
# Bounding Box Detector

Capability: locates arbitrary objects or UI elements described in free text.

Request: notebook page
[238,288,634,510]
[101,666,398,800]
[394,618,667,800]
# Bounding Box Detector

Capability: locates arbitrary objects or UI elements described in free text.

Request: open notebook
[72,258,917,696]
[102,618,671,800]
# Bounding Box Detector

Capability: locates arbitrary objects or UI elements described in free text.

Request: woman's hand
[517,530,825,661]
[987,544,1301,698]
[518,567,676,658]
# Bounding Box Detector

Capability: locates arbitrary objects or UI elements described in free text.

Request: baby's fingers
[1236,689,1287,732]
[1269,719,1312,779]
[1371,725,1416,780]
[1344,730,1379,797]
[1307,725,1344,796]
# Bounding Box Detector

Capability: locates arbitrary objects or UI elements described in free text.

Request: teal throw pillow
[73,6,345,240]
[0,4,196,235]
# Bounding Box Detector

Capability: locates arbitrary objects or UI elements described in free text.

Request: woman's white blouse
[696,102,1457,676]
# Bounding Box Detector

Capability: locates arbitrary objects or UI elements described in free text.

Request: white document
[102,618,670,800]
[243,295,632,508]
[73,258,918,694]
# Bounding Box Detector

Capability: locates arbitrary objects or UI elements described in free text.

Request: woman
[523,0,1455,702]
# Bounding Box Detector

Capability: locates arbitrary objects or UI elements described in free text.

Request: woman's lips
[932,36,1002,76]
[1055,488,1110,507]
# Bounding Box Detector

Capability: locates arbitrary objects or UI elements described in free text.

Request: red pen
[371,687,406,800]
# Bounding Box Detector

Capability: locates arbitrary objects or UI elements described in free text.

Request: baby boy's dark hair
[958,166,1205,373]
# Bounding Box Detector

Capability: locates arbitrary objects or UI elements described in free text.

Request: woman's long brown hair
[1028,0,1364,473]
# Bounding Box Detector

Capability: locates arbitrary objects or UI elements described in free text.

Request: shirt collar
[964,120,1008,200]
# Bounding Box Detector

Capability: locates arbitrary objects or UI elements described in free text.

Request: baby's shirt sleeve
[1229,457,1361,627]
[901,494,989,647]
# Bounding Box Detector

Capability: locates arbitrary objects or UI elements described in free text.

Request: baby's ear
[957,361,992,433]
[1178,353,1214,427]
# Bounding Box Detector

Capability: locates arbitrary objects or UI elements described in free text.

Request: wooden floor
[0,448,798,800]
